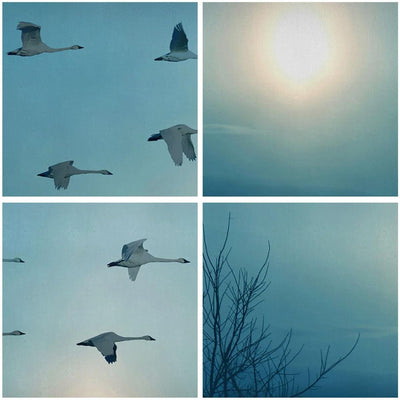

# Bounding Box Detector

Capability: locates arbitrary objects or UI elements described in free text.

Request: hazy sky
[204,3,397,196]
[204,203,397,397]
[3,203,197,397]
[3,2,197,196]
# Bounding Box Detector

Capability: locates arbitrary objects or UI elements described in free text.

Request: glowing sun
[271,9,330,83]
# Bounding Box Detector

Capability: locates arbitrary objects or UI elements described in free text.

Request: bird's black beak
[77,341,86,346]
[183,259,190,263]
[20,332,26,335]
[21,260,25,263]
[78,46,84,49]
[37,172,46,177]
[149,337,156,341]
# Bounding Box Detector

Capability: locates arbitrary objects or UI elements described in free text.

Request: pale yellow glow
[271,9,329,83]
[205,3,358,111]
[248,4,358,106]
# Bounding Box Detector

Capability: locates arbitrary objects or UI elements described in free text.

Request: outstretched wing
[122,239,147,260]
[53,175,70,190]
[93,338,117,364]
[170,23,188,52]
[128,266,141,281]
[17,22,43,48]
[50,161,73,190]
[182,135,196,161]
[160,127,183,166]
[50,160,73,169]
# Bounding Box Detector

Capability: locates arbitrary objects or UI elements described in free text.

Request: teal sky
[3,203,197,397]
[204,3,397,196]
[3,2,197,196]
[2,2,399,399]
[204,203,397,397]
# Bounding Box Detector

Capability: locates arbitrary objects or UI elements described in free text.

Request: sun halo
[270,9,330,83]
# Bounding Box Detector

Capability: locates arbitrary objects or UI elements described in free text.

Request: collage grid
[2,0,399,398]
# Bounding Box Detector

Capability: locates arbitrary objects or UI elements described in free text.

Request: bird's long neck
[46,46,75,53]
[2,332,11,336]
[147,255,181,263]
[3,258,16,262]
[116,335,148,342]
[70,169,105,176]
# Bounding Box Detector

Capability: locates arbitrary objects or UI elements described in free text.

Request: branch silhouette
[203,213,359,397]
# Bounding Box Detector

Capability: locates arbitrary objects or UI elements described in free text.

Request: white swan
[3,257,24,263]
[108,238,190,281]
[37,160,113,190]
[8,21,83,57]
[77,332,155,364]
[148,124,197,166]
[3,330,26,336]
[155,22,197,62]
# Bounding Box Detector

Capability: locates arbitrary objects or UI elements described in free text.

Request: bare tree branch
[203,214,359,397]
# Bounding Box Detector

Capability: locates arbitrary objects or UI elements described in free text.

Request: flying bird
[155,22,197,62]
[3,258,24,263]
[77,332,155,364]
[37,160,113,190]
[148,124,197,166]
[108,238,190,282]
[3,330,26,336]
[8,21,83,56]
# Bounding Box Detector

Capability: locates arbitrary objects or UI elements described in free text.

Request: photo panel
[3,203,197,397]
[203,202,397,397]
[203,2,397,196]
[3,2,198,196]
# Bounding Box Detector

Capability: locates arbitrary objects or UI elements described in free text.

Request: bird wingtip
[105,355,117,364]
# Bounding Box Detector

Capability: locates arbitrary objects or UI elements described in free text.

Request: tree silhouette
[203,214,359,397]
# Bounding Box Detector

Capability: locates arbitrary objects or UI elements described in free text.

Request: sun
[270,8,330,83]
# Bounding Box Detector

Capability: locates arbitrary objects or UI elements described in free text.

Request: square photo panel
[203,3,397,196]
[3,203,197,397]
[203,203,397,396]
[3,2,198,196]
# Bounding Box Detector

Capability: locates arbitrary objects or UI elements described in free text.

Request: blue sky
[204,3,397,196]
[3,203,197,397]
[204,203,397,397]
[3,2,197,196]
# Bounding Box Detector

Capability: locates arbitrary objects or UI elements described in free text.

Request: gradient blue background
[3,2,197,196]
[204,203,397,397]
[3,203,197,397]
[204,3,397,196]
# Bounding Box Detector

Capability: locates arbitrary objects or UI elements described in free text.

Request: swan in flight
[155,22,197,62]
[108,238,190,282]
[3,330,26,336]
[37,160,113,190]
[8,21,83,57]
[3,257,24,263]
[148,124,197,166]
[77,332,155,364]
